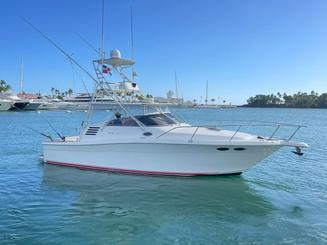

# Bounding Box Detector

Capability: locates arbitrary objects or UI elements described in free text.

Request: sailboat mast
[205,80,208,105]
[174,71,179,101]
[20,58,24,93]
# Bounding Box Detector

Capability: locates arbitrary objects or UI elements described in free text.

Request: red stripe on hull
[44,160,242,177]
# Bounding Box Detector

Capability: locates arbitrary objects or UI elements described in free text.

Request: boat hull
[38,103,57,110]
[43,142,281,176]
[12,101,29,110]
[23,102,41,110]
[0,101,12,111]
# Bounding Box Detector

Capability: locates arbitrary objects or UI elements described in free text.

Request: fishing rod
[68,58,91,97]
[26,125,54,142]
[13,103,65,140]
[21,17,100,86]
[76,32,102,57]
[43,117,65,141]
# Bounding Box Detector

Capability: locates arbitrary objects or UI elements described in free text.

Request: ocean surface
[0,108,326,244]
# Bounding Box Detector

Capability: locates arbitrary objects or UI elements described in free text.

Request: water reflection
[42,164,274,218]
[40,165,276,242]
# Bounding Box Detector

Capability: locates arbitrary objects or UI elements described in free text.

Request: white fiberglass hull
[0,100,12,111]
[43,142,281,176]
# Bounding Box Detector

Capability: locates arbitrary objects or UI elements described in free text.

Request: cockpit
[106,113,182,127]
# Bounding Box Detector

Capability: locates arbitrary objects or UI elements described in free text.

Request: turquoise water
[0,108,326,244]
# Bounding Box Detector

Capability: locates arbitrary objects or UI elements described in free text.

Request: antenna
[130,6,135,82]
[100,0,105,60]
[20,57,24,93]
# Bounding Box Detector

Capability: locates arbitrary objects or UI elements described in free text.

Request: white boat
[0,99,13,111]
[56,101,82,110]
[1,93,29,110]
[43,50,308,176]
[37,99,58,110]
[23,100,42,110]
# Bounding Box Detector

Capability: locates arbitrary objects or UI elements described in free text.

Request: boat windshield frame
[106,113,181,127]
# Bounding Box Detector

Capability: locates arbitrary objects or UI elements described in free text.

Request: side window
[106,117,138,126]
[122,118,138,126]
[106,119,122,126]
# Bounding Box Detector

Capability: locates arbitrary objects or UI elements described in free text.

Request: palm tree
[67,88,73,98]
[51,87,55,98]
[0,80,11,93]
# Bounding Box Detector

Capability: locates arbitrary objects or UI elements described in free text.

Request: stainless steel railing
[155,123,306,142]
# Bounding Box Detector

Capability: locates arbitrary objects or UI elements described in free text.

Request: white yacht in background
[56,101,82,110]
[0,99,13,111]
[36,96,58,110]
[1,93,29,110]
[17,94,42,110]
[42,50,308,176]
[38,101,57,110]
[23,101,42,110]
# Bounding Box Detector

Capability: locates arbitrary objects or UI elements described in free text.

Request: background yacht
[0,99,13,111]
[1,92,29,110]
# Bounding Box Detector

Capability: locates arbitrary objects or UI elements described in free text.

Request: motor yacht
[0,99,13,111]
[37,98,58,110]
[22,100,42,110]
[1,93,29,110]
[42,50,308,176]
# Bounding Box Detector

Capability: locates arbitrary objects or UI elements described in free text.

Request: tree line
[50,87,73,99]
[245,91,327,108]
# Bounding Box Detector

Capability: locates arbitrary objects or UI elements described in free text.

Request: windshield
[106,113,180,127]
[136,113,178,126]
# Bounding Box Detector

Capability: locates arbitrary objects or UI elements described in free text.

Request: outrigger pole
[21,17,145,130]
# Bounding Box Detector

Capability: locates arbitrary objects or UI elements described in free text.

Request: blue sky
[1,0,327,104]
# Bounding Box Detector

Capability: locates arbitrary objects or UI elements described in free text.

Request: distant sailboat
[17,58,42,110]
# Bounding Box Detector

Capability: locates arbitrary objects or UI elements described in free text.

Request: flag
[102,65,111,75]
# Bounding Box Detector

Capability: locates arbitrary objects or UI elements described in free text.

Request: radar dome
[110,49,121,59]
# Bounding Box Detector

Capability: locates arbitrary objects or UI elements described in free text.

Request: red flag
[102,65,111,74]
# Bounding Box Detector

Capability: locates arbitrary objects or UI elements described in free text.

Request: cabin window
[106,113,179,127]
[106,117,138,126]
[217,147,229,151]
[135,114,177,126]
[234,147,246,151]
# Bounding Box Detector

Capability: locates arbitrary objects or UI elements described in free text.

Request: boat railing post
[269,124,281,139]
[229,125,242,141]
[287,126,301,141]
[155,125,180,139]
[189,126,200,143]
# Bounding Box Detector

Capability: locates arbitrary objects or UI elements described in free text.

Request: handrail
[189,126,200,142]
[269,125,280,139]
[155,123,305,143]
[229,125,242,141]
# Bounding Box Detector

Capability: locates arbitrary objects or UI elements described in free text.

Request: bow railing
[155,123,306,142]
